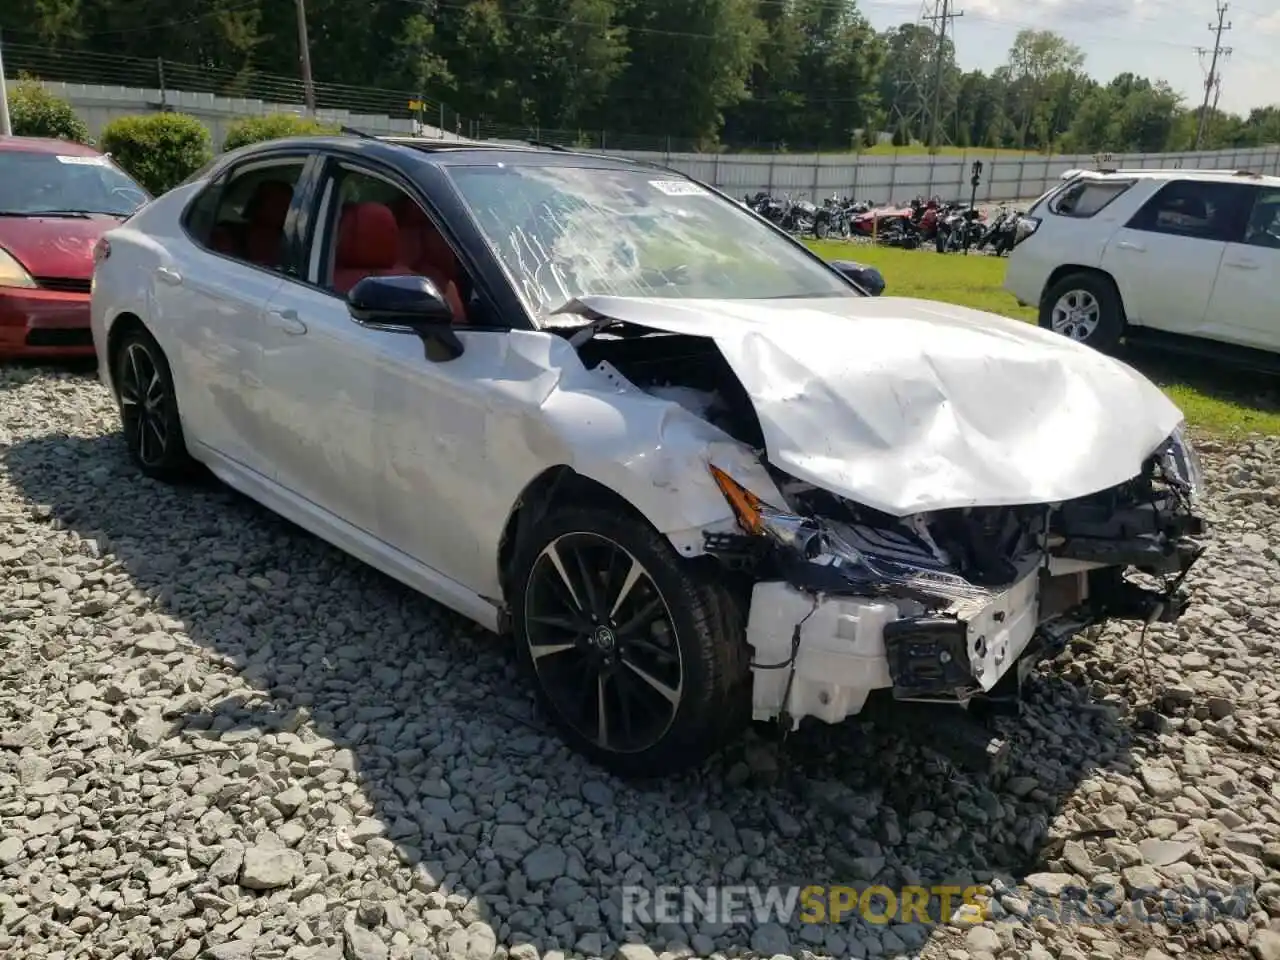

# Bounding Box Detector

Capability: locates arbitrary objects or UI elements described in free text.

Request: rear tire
[510,504,750,779]
[1040,272,1125,354]
[112,325,198,482]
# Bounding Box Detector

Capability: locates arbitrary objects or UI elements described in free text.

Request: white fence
[613,146,1280,204]
[40,81,1280,203]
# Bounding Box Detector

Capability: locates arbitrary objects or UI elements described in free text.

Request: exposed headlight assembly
[1160,422,1204,501]
[708,465,991,604]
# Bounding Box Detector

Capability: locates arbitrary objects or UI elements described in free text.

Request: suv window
[184,159,306,272]
[1243,187,1280,250]
[1048,179,1133,218]
[1125,180,1253,243]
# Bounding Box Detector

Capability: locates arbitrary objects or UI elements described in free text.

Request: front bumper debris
[718,434,1206,772]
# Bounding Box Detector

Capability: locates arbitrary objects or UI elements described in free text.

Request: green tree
[607,0,762,144]
[1004,29,1086,149]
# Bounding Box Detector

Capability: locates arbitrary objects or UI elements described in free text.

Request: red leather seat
[244,180,294,267]
[209,224,238,256]
[392,198,467,323]
[332,202,412,295]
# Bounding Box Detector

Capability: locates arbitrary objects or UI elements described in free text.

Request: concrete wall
[41,81,1280,203]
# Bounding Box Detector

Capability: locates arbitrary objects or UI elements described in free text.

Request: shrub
[9,79,90,143]
[223,113,340,152]
[100,113,213,195]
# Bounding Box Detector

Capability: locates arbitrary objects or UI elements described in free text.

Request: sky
[859,0,1280,116]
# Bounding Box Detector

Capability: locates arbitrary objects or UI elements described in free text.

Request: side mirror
[347,275,463,361]
[829,260,886,297]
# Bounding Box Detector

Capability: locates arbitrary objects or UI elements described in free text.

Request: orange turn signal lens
[709,464,766,535]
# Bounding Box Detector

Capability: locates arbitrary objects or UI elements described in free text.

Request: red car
[0,136,149,359]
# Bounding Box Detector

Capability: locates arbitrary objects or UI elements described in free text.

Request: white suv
[1005,168,1280,357]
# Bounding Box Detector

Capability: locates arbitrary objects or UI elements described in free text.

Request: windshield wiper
[0,209,94,218]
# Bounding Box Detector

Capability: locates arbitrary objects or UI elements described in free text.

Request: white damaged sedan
[90,137,1206,778]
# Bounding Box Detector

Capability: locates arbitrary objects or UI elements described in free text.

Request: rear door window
[1242,187,1280,250]
[1125,180,1254,243]
[1048,179,1133,218]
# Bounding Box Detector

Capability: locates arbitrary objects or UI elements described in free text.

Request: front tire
[510,504,749,779]
[112,326,197,481]
[1040,272,1124,353]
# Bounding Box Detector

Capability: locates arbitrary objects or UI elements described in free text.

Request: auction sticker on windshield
[650,180,707,196]
[56,155,111,166]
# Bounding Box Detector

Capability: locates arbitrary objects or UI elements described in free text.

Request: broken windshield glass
[446,164,854,322]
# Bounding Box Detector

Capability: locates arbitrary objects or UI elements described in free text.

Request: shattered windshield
[446,163,853,322]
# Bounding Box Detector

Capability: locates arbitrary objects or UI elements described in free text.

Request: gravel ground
[2,366,1280,960]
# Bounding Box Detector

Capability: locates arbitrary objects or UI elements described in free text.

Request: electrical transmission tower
[887,2,937,140]
[1194,2,1232,150]
[923,0,963,152]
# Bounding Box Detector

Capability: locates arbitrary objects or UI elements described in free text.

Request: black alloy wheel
[524,532,683,755]
[114,328,196,481]
[511,505,749,778]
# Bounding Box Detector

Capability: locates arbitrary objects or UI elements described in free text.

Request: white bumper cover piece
[746,568,1042,728]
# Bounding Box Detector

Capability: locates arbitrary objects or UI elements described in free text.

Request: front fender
[486,330,785,576]
[533,366,784,551]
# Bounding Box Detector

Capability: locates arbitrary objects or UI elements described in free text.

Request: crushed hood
[559,295,1185,516]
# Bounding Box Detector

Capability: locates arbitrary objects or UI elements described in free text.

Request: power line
[1194,1,1232,150]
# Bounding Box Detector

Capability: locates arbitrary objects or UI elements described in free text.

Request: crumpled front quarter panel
[570,295,1185,515]
[466,331,776,595]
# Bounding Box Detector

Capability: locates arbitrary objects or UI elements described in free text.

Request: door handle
[265,308,307,335]
[155,266,183,286]
[1115,240,1145,253]
[1224,259,1260,270]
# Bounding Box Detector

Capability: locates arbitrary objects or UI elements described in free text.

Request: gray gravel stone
[239,845,303,889]
[0,367,1276,960]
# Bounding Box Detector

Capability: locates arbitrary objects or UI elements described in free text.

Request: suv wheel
[1040,272,1124,353]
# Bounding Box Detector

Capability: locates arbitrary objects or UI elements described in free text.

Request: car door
[1100,178,1253,338]
[157,155,310,478]
[1203,185,1280,351]
[255,155,517,594]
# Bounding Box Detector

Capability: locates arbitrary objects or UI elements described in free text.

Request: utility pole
[924,0,963,153]
[295,0,317,115]
[0,30,12,137]
[1193,2,1231,150]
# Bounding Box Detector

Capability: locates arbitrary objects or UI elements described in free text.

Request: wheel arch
[103,311,149,396]
[1041,265,1127,323]
[494,463,742,630]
